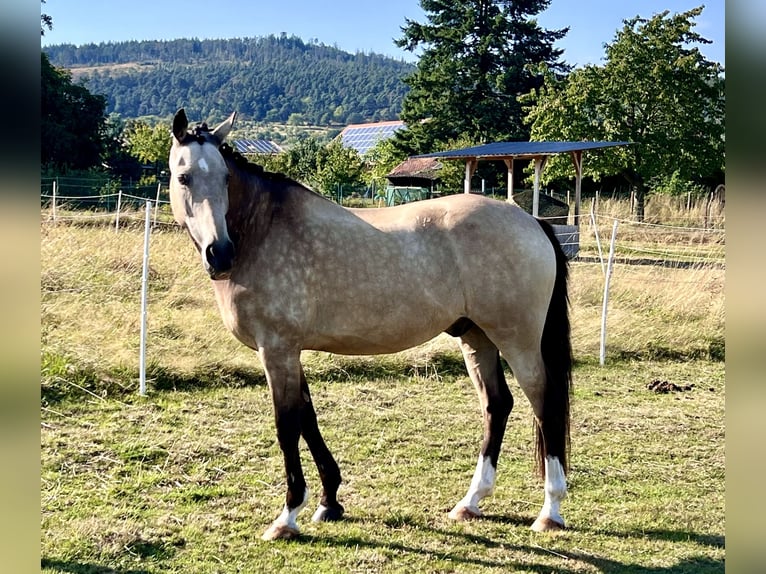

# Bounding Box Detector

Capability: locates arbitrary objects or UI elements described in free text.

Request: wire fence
[40,177,724,377]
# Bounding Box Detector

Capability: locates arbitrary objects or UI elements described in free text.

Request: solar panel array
[339,121,405,155]
[231,139,283,155]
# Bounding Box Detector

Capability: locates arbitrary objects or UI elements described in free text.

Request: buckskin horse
[167,109,572,541]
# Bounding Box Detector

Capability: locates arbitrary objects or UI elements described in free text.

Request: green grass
[41,360,724,573]
[41,217,724,573]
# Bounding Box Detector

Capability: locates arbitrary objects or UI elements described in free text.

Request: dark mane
[178,122,216,146]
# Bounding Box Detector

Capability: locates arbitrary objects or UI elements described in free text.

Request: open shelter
[413,141,629,225]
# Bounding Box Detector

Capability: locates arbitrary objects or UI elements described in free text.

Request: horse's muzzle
[204,239,236,280]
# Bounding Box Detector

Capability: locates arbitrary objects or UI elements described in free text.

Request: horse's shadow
[308,513,724,574]
[41,558,151,574]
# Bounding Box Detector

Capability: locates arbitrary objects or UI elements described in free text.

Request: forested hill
[44,35,414,125]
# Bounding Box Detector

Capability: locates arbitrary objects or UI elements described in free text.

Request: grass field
[41,213,725,573]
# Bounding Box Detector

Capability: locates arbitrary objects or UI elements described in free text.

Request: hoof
[531,516,565,532]
[448,505,482,521]
[261,523,301,541]
[311,503,345,523]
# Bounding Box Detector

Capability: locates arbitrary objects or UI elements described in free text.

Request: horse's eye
[178,173,190,186]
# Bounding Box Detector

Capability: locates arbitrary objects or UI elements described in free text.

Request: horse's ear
[172,108,189,142]
[211,111,237,144]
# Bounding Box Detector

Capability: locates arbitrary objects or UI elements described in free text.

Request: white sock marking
[311,504,329,522]
[450,455,496,516]
[272,487,309,532]
[537,455,567,526]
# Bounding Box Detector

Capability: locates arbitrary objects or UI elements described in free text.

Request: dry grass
[40,206,724,392]
[588,194,725,229]
[568,262,724,361]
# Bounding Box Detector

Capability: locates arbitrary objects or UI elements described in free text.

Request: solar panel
[339,121,405,155]
[231,139,283,155]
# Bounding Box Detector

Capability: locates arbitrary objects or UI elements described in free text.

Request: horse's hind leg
[297,368,345,523]
[502,347,568,532]
[449,324,514,520]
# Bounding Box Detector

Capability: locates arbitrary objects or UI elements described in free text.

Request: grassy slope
[41,217,724,573]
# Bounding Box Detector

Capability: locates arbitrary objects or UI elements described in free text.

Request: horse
[167,108,573,541]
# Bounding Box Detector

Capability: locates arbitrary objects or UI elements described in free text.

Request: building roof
[414,140,630,160]
[339,120,405,155]
[387,157,442,181]
[232,139,283,155]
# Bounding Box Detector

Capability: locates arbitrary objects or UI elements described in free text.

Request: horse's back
[355,194,553,271]
[353,193,557,328]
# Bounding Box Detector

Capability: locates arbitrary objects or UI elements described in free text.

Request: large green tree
[41,52,108,171]
[393,0,568,154]
[522,6,725,220]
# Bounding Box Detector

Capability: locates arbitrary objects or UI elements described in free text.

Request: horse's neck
[225,167,298,243]
[225,162,355,243]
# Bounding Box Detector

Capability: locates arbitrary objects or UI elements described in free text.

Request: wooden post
[503,158,515,202]
[570,150,583,226]
[464,159,477,194]
[532,156,547,217]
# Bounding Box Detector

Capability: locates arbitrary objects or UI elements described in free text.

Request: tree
[41,1,52,36]
[41,52,108,171]
[123,120,172,173]
[315,139,366,196]
[522,6,725,220]
[363,138,408,194]
[393,0,568,155]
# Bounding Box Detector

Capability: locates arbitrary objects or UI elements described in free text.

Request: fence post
[114,189,123,231]
[599,219,619,366]
[139,200,152,396]
[153,182,161,227]
[590,210,605,276]
[51,180,58,223]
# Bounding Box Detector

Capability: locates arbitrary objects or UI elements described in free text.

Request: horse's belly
[306,293,458,355]
[307,324,447,356]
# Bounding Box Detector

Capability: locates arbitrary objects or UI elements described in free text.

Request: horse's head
[169,108,237,280]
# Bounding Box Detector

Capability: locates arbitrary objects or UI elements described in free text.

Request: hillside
[44,35,414,125]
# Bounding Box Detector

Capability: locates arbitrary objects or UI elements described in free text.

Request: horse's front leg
[260,348,310,541]
[297,368,344,523]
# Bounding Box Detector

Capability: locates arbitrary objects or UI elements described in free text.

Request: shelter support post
[532,156,548,218]
[503,158,515,203]
[570,150,583,226]
[464,159,478,194]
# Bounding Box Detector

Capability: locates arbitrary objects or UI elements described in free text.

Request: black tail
[534,219,573,477]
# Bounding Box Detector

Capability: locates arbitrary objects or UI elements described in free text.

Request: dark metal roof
[413,141,630,160]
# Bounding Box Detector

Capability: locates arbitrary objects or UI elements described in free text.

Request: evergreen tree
[393,0,569,154]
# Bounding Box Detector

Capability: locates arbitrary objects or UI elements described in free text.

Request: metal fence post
[139,200,152,396]
[599,219,619,366]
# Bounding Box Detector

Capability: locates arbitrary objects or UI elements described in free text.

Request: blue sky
[40,0,725,67]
